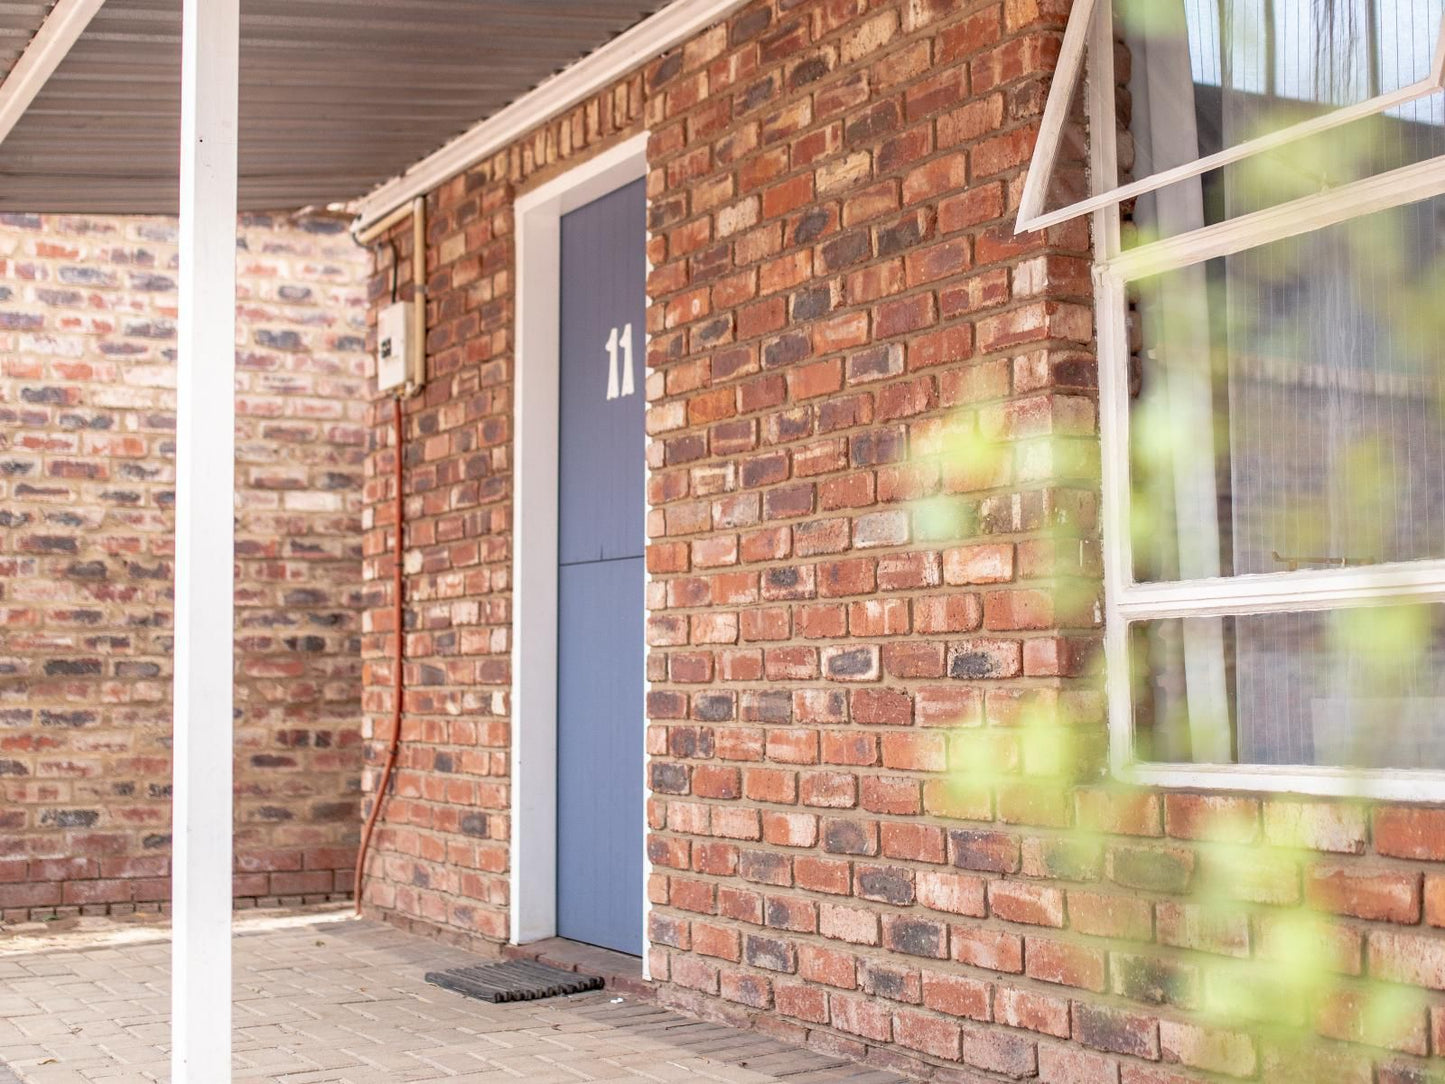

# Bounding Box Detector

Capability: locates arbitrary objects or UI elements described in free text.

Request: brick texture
[355,56,651,944]
[0,211,369,919]
[359,0,1445,1080]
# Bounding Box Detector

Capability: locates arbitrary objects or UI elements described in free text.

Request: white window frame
[1018,0,1445,235]
[1037,0,1445,798]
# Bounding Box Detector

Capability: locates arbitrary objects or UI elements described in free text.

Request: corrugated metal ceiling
[1,2,53,78]
[0,0,671,213]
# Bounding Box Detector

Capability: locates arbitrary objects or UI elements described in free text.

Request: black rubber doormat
[425,958,604,1003]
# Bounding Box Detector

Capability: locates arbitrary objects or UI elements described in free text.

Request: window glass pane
[1132,604,1445,769]
[1126,102,1445,245]
[1119,0,1445,183]
[1129,195,1445,582]
[1118,0,1445,243]
[1038,12,1104,220]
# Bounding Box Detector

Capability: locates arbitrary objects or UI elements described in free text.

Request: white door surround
[510,132,652,963]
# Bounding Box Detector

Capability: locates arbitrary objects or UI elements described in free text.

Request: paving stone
[0,914,911,1083]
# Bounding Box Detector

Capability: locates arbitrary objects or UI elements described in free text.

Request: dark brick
[39,810,100,829]
[744,933,796,972]
[1112,953,1201,1009]
[884,916,948,959]
[1072,1002,1159,1058]
[1110,846,1194,893]
[739,850,792,886]
[650,762,691,794]
[823,819,877,856]
[856,865,914,905]
[950,830,1020,874]
[44,659,102,677]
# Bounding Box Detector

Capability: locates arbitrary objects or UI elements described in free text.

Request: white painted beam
[171,0,239,1077]
[0,0,106,146]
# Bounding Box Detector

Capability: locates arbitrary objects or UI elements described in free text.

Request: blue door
[556,179,646,955]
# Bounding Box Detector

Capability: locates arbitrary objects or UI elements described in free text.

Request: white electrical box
[377,300,413,392]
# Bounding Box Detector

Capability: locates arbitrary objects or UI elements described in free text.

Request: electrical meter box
[376,300,413,392]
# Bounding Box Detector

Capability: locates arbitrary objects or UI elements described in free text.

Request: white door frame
[510,131,652,962]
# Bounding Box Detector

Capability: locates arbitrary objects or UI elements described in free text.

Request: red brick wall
[362,0,1445,1080]
[357,62,648,944]
[0,211,370,919]
[636,0,1102,1075]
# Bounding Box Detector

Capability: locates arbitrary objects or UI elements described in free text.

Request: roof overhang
[0,0,725,216]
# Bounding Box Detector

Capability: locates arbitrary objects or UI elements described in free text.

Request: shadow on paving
[0,911,910,1083]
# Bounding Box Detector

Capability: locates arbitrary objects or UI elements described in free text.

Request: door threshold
[503,937,653,1000]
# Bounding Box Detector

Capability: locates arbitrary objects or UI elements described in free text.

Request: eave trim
[352,0,749,232]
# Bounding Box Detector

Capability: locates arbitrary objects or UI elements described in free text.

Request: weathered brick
[1025,937,1107,992]
[3,212,367,919]
[316,2,1445,1078]
[1039,1044,1122,1084]
[961,1021,1038,1078]
[1067,890,1153,942]
[996,986,1070,1038]
[917,870,987,917]
[921,970,991,1021]
[1368,929,1445,990]
[831,992,893,1042]
[989,880,1065,927]
[1375,807,1445,861]
[1306,864,1420,924]
[895,1008,961,1060]
[1158,1021,1256,1078]
[1072,1002,1159,1060]
[1163,794,1259,844]
[1262,800,1367,854]
[953,925,1024,973]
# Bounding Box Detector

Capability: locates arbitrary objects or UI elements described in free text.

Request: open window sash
[1017,0,1445,234]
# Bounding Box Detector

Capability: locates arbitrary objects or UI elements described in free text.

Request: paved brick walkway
[0,910,907,1083]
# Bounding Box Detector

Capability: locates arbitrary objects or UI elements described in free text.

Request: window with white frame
[1024,0,1445,796]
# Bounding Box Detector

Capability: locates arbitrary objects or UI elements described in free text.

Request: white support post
[171,0,239,1078]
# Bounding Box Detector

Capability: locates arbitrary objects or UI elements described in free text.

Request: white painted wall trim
[0,0,106,147]
[510,133,651,958]
[1125,762,1445,802]
[353,0,746,233]
[170,0,239,1077]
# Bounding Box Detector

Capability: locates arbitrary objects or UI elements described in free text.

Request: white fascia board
[0,0,106,146]
[353,0,748,232]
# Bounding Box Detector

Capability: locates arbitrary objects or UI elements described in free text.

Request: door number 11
[605,323,635,400]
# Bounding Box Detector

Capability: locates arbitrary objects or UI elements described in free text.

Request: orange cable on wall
[354,393,406,912]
